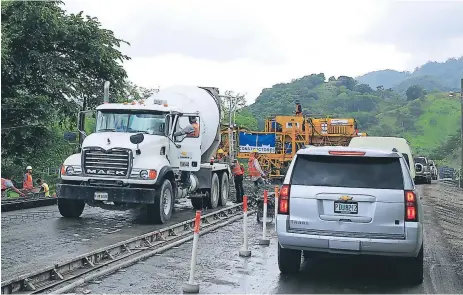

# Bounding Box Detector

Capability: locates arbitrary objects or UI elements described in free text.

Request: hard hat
[252,149,258,153]
[26,166,32,170]
[217,149,224,154]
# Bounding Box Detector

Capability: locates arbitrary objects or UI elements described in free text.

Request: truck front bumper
[57,183,157,204]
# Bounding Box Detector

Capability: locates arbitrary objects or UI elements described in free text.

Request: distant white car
[276,146,424,284]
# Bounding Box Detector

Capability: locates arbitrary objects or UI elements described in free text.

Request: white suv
[276,146,424,284]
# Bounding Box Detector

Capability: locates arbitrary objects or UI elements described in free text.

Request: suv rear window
[290,155,404,190]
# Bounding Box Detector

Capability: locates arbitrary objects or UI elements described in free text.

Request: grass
[404,93,460,154]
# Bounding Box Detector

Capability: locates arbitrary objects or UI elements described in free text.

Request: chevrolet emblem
[339,195,353,201]
[181,152,187,156]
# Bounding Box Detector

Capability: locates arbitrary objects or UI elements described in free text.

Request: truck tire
[278,243,301,274]
[147,179,174,224]
[58,199,85,218]
[219,172,229,206]
[206,173,220,209]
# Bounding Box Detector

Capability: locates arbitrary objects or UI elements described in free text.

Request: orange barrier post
[258,190,270,245]
[274,186,279,230]
[239,195,251,257]
[183,211,201,293]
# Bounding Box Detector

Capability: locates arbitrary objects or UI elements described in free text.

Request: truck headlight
[132,169,157,180]
[60,165,82,176]
[140,170,149,179]
[66,166,74,175]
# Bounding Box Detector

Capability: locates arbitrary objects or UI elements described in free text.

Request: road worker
[248,149,266,195]
[174,116,200,189]
[36,178,50,197]
[215,149,229,163]
[23,166,34,192]
[231,159,245,203]
[295,100,303,117]
[216,149,225,161]
[1,176,26,197]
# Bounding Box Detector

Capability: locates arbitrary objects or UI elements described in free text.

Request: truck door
[169,115,202,172]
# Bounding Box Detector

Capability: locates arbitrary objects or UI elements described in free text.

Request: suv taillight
[278,184,290,215]
[405,190,418,222]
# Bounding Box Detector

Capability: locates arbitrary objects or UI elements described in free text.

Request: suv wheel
[278,243,301,274]
[403,245,423,285]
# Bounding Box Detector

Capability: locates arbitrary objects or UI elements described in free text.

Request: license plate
[334,201,358,214]
[94,192,108,201]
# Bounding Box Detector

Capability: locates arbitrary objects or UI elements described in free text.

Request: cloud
[65,0,286,65]
[63,0,458,103]
[360,1,463,66]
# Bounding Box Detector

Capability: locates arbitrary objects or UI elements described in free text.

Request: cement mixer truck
[57,85,231,224]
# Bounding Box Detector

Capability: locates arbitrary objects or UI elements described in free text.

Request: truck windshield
[96,111,166,135]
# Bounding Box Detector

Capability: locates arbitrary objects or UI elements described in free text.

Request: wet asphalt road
[71,182,463,294]
[1,198,234,281]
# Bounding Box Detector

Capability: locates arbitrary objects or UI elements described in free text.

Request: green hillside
[356,57,463,91]
[242,73,461,163]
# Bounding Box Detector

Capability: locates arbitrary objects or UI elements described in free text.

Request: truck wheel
[219,173,229,206]
[58,199,85,218]
[147,179,174,224]
[206,173,220,209]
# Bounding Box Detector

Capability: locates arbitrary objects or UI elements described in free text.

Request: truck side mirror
[64,132,77,142]
[130,133,145,145]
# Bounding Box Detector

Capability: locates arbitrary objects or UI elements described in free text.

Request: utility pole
[218,93,241,164]
[460,78,463,188]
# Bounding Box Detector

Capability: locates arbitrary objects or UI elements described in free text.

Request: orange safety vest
[232,164,244,176]
[1,178,7,190]
[248,156,261,177]
[23,173,33,189]
[187,122,200,137]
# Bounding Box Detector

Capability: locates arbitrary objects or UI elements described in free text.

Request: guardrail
[1,193,57,212]
[1,203,253,294]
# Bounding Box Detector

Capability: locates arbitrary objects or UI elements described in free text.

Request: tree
[117,81,158,102]
[336,76,357,90]
[354,83,373,94]
[220,90,247,122]
[328,76,336,82]
[1,1,130,172]
[406,85,426,101]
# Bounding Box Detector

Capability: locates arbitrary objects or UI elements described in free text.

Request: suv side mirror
[64,132,77,142]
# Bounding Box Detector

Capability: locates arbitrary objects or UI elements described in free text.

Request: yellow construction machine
[218,114,367,181]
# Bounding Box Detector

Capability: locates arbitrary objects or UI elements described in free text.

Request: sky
[63,0,463,104]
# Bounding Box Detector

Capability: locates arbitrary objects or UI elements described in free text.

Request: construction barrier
[258,190,270,245]
[239,195,251,257]
[183,211,202,293]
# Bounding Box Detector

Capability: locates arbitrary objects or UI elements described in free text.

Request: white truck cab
[58,85,231,224]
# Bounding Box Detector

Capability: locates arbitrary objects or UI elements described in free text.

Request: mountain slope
[356,57,463,91]
[356,69,410,89]
[244,74,461,160]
